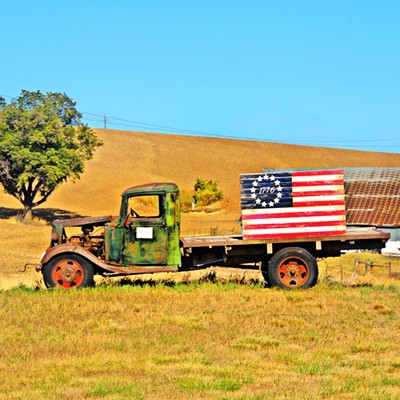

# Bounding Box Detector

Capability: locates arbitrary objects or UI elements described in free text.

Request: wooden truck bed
[181,227,390,249]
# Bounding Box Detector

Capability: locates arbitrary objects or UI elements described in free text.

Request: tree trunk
[20,206,33,223]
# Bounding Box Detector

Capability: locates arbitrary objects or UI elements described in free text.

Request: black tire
[260,259,272,287]
[42,254,94,289]
[267,247,318,289]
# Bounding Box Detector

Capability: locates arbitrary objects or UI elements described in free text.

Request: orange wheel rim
[277,257,310,288]
[52,259,84,288]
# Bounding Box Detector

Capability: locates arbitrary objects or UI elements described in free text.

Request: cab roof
[122,182,179,198]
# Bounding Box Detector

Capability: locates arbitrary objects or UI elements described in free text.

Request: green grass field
[1,218,400,399]
[1,276,400,400]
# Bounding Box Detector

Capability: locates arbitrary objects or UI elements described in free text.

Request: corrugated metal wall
[344,168,400,227]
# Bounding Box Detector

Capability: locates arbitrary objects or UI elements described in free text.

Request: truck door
[122,193,168,265]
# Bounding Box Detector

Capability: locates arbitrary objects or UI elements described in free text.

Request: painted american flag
[240,169,346,240]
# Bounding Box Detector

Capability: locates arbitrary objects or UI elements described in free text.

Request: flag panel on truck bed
[240,170,346,240]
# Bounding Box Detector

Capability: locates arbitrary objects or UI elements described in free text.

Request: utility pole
[104,113,107,129]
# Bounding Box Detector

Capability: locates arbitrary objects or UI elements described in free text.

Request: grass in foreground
[1,279,400,400]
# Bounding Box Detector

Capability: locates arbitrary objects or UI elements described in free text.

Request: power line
[81,111,400,150]
[2,93,400,150]
[82,111,400,145]
[82,111,241,139]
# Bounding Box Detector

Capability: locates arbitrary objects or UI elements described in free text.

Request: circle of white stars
[251,174,283,207]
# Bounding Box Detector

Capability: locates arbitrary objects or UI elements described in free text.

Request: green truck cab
[105,182,181,267]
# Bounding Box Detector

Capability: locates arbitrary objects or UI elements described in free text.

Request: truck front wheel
[42,254,94,289]
[268,247,318,289]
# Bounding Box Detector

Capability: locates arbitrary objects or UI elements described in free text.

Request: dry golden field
[1,131,400,399]
[1,128,400,218]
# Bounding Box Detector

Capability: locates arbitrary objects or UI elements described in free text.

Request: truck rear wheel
[268,247,318,289]
[42,254,94,289]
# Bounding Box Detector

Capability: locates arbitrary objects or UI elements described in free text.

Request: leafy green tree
[0,90,103,222]
[193,177,224,206]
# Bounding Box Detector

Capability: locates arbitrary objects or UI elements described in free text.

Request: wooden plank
[180,227,389,248]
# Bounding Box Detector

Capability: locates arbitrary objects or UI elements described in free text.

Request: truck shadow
[99,271,221,289]
[113,278,178,288]
[0,207,85,223]
[98,271,265,289]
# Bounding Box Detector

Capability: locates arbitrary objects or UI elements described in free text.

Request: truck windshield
[128,195,162,218]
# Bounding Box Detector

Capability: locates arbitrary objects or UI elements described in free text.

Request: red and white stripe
[242,170,346,240]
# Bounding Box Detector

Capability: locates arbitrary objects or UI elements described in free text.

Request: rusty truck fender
[40,244,109,272]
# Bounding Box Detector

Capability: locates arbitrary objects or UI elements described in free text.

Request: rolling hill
[1,129,400,223]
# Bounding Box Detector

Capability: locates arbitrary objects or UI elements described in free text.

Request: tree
[193,177,224,206]
[0,90,103,222]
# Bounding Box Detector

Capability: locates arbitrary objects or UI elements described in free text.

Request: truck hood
[52,215,113,229]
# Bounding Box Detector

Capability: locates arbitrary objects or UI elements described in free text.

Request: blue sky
[1,1,399,153]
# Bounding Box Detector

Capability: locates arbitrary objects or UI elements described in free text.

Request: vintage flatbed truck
[37,182,390,289]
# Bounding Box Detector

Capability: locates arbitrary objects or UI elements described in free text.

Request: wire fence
[180,218,241,237]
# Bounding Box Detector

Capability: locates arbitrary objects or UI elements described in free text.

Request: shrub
[193,177,224,206]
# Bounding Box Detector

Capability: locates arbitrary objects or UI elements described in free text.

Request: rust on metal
[20,263,41,273]
[41,242,179,276]
[344,168,400,227]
